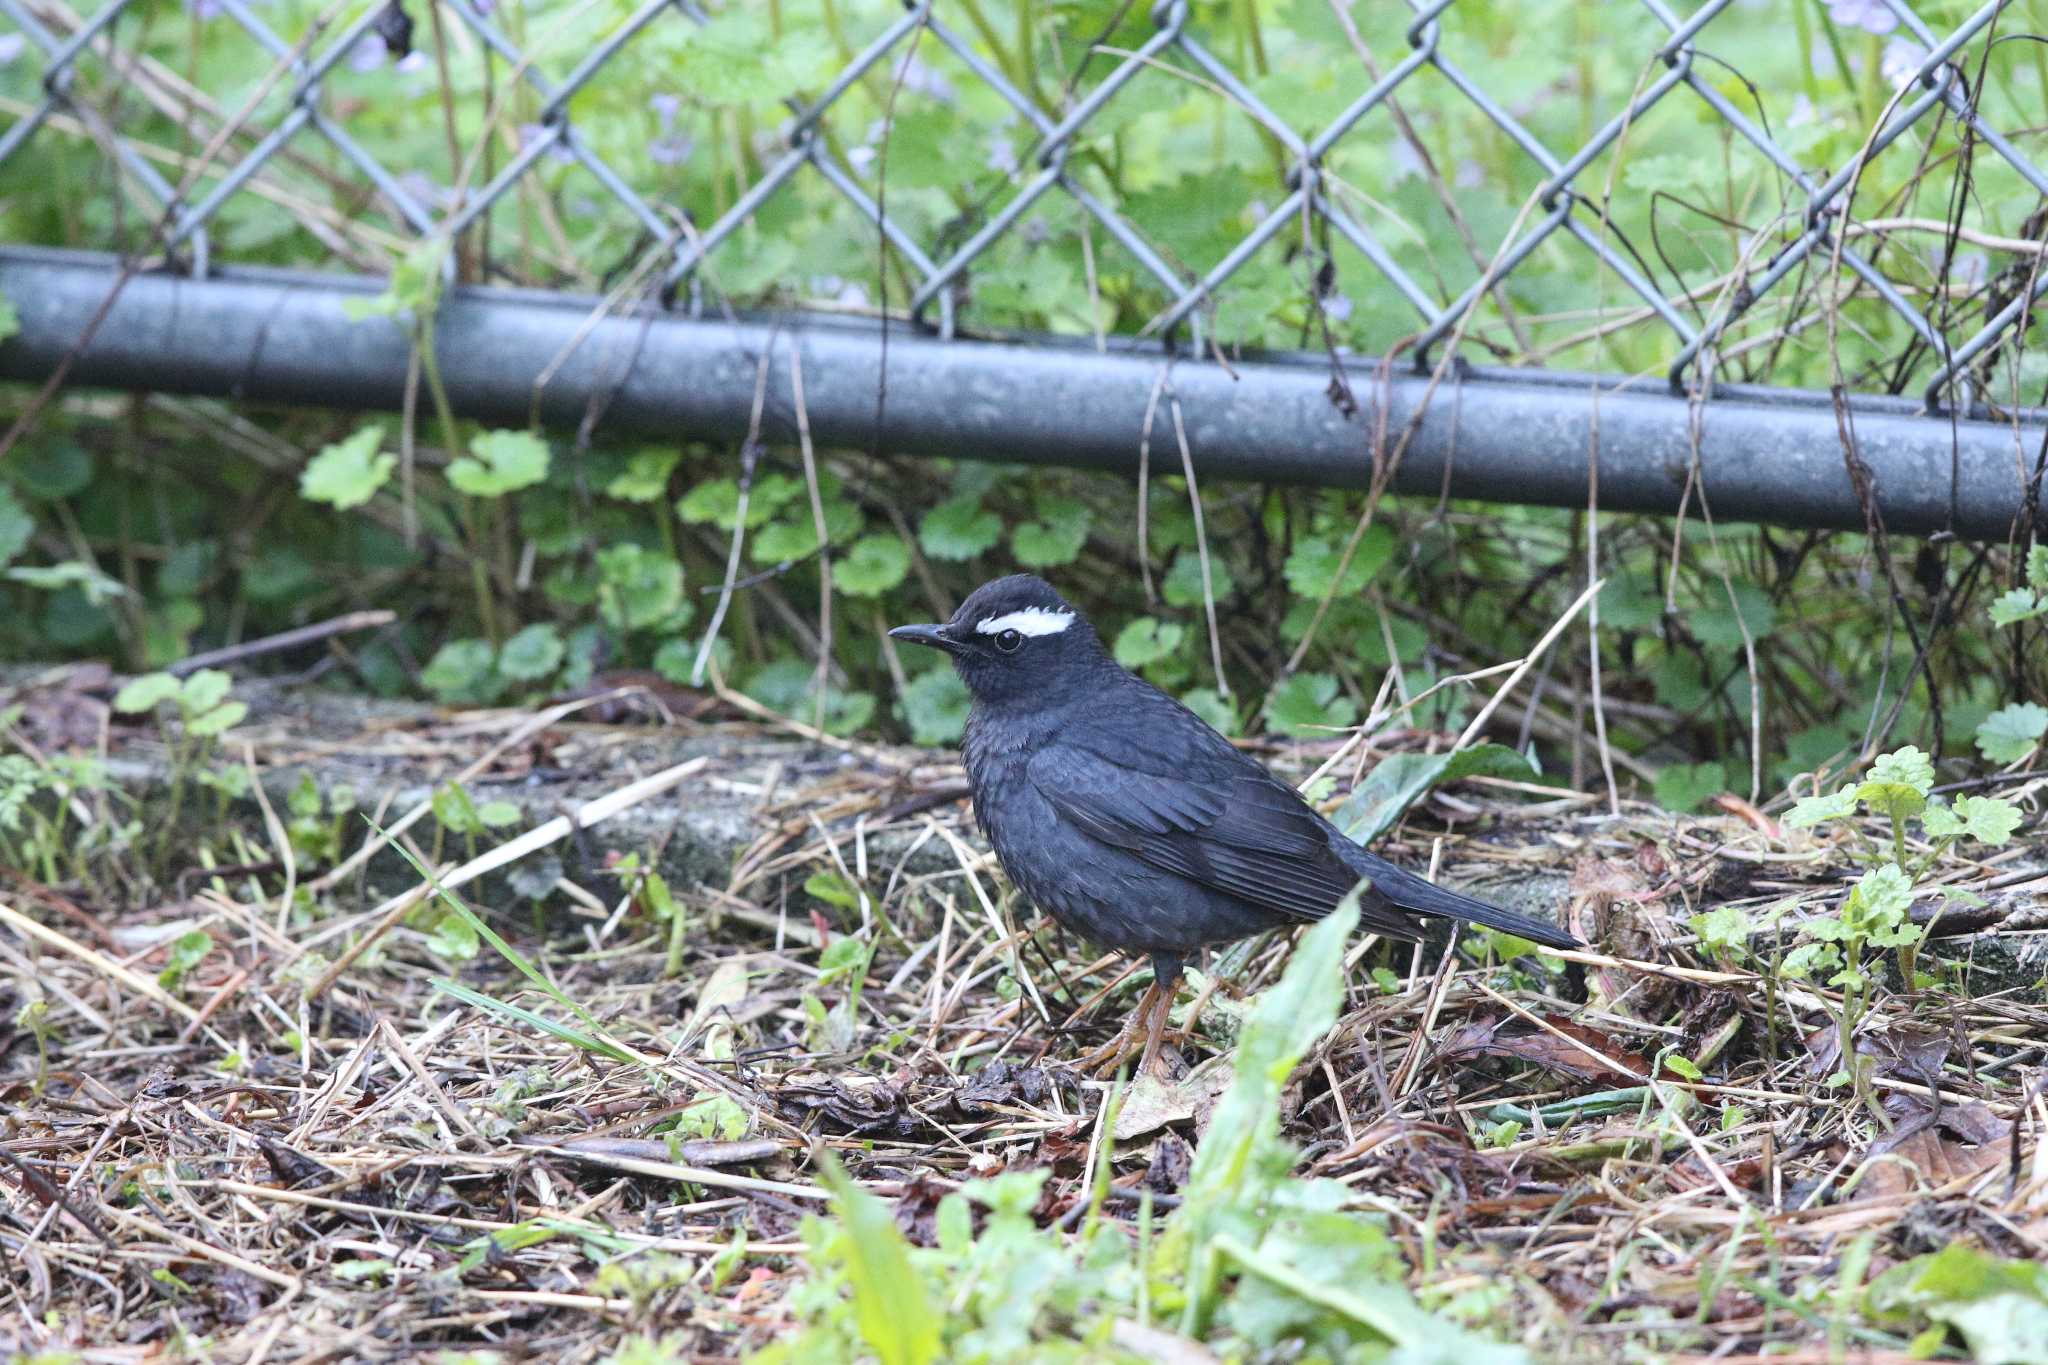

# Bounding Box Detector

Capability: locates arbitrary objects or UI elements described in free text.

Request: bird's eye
[994,629,1023,653]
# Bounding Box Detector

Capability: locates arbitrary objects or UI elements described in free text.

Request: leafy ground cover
[0,675,2043,1362]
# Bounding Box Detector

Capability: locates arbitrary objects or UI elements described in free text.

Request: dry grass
[2,699,2045,1362]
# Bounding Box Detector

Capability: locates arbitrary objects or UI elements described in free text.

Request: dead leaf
[1438,1014,1650,1085]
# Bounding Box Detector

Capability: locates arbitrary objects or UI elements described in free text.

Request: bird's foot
[1070,980,1178,1080]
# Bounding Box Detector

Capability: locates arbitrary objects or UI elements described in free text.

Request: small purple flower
[185,0,223,19]
[1827,0,1896,35]
[395,50,427,75]
[985,133,1017,175]
[1881,37,1928,88]
[1787,92,1819,128]
[1455,158,1484,189]
[0,33,27,65]
[1389,138,1426,183]
[646,94,693,165]
[897,54,957,105]
[1321,292,1354,323]
[349,33,388,71]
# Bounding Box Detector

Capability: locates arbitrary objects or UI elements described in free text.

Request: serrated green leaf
[1263,672,1356,738]
[1855,780,1926,823]
[2027,544,2048,594]
[1011,496,1091,568]
[448,430,550,497]
[1868,746,1934,795]
[498,623,566,682]
[1949,794,2022,846]
[897,667,970,746]
[1653,760,1728,814]
[1282,528,1394,600]
[300,426,395,510]
[1784,785,1859,828]
[605,449,680,503]
[917,496,1002,560]
[1976,702,2048,763]
[597,544,685,632]
[835,534,910,597]
[1988,587,2042,628]
[1113,616,1186,669]
[1179,686,1238,735]
[421,638,500,705]
[1162,550,1235,608]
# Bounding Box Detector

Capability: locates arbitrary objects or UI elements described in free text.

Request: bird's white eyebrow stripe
[975,607,1074,637]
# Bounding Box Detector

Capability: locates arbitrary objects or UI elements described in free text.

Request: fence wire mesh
[1,0,2044,413]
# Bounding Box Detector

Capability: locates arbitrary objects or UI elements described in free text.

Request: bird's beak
[888,622,961,654]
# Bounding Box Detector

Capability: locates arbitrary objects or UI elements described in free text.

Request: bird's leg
[1133,954,1184,1080]
[1072,981,1158,1077]
[1073,954,1185,1079]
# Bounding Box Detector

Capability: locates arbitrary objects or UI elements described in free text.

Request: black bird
[890,574,1581,1077]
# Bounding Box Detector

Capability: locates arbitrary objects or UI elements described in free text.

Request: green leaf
[1690,904,1754,960]
[1946,794,2022,846]
[1692,579,1776,652]
[814,1152,941,1365]
[421,638,500,705]
[476,800,522,828]
[1179,687,1239,735]
[1282,528,1395,600]
[1652,760,1728,814]
[835,534,910,597]
[605,449,680,503]
[1976,702,2048,764]
[14,440,94,500]
[805,870,862,910]
[449,430,550,498]
[300,427,395,510]
[1987,587,2042,627]
[425,909,481,961]
[1867,1243,2048,1365]
[751,499,862,563]
[432,782,483,835]
[0,486,33,568]
[157,928,215,991]
[1854,780,1926,824]
[918,496,1002,560]
[1335,743,1538,845]
[180,669,232,715]
[1162,549,1235,608]
[1868,746,1935,796]
[1263,673,1356,739]
[2028,543,2048,594]
[113,673,181,714]
[0,291,17,343]
[597,544,685,632]
[897,667,969,745]
[1010,495,1091,568]
[1663,1053,1703,1081]
[1113,617,1186,669]
[498,623,566,682]
[1784,785,1858,828]
[184,701,247,738]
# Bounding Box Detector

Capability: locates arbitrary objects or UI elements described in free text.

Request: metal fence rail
[2,0,2045,533]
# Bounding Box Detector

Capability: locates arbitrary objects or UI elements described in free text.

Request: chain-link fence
[2,0,2045,533]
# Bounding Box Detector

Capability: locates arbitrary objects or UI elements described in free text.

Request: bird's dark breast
[963,711,1275,956]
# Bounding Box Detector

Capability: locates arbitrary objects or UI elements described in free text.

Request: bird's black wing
[1026,733,1422,940]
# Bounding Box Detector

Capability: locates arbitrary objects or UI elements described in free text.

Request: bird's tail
[1365,857,1581,950]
